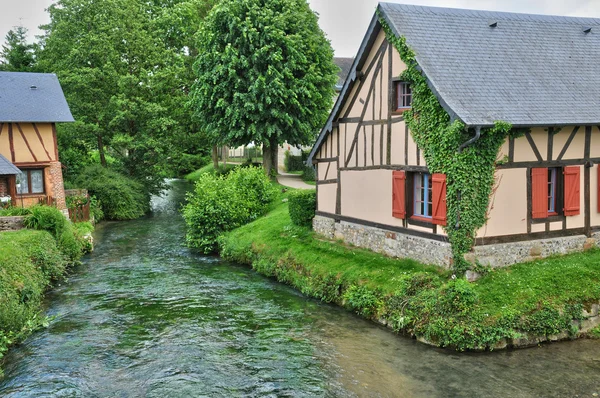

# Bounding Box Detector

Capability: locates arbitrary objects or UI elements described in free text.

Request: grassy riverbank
[0,216,93,375]
[218,189,600,350]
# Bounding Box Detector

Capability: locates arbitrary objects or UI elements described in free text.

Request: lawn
[218,188,600,350]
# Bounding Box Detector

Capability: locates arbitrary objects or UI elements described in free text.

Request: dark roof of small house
[0,153,20,175]
[378,3,600,127]
[0,72,74,123]
[334,57,354,91]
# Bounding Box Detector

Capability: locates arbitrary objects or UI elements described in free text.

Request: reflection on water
[1,180,599,397]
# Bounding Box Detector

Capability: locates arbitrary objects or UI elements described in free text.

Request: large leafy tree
[191,0,338,176]
[37,0,215,191]
[0,26,36,72]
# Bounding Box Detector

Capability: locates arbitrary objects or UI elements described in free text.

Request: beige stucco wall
[592,165,600,228]
[477,169,528,238]
[318,184,337,214]
[553,126,585,160]
[0,123,57,163]
[340,169,401,227]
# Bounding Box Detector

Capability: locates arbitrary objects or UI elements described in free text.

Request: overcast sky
[1,0,600,57]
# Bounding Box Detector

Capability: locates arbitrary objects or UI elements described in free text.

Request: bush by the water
[74,165,148,220]
[23,205,91,262]
[0,214,92,374]
[288,190,316,227]
[183,166,277,253]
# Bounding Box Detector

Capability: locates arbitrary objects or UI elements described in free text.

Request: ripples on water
[1,180,599,397]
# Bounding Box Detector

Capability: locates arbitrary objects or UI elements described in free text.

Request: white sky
[1,0,600,57]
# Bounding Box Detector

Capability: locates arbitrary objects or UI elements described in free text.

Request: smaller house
[0,72,74,213]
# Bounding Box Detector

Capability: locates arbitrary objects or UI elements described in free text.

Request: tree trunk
[97,135,107,167]
[212,145,219,169]
[262,136,279,180]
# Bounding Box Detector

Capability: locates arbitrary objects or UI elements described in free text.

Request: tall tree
[191,0,338,176]
[36,0,213,192]
[0,26,36,71]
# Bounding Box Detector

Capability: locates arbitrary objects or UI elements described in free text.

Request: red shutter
[531,168,548,219]
[392,170,406,219]
[432,173,447,226]
[563,166,580,216]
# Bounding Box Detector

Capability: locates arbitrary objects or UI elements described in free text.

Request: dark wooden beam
[585,126,592,237]
[8,123,15,162]
[556,126,580,161]
[524,131,542,162]
[317,179,338,185]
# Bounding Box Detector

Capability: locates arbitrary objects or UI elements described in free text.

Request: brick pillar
[0,177,8,197]
[48,161,67,210]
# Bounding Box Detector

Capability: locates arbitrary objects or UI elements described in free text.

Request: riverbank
[218,188,600,351]
[0,215,93,375]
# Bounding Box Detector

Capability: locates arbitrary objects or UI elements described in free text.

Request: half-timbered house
[308,3,600,267]
[0,72,74,212]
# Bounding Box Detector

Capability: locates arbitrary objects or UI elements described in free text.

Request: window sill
[531,214,565,223]
[408,215,434,228]
[392,108,411,115]
[16,193,47,198]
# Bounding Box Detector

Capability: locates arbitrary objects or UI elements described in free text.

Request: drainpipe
[455,126,482,229]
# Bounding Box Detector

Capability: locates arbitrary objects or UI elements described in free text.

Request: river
[1,180,599,397]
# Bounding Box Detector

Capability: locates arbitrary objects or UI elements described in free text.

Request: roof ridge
[379,2,600,24]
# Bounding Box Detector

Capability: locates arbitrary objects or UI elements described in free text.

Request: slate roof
[0,72,74,123]
[379,3,600,127]
[0,153,19,175]
[333,57,354,91]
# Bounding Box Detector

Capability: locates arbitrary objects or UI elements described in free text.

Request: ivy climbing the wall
[379,14,523,273]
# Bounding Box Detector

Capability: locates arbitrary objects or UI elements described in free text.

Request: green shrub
[343,285,383,318]
[23,205,68,238]
[0,207,32,216]
[227,167,277,221]
[0,230,67,374]
[170,153,211,177]
[23,205,85,262]
[183,166,277,253]
[284,150,306,172]
[183,174,246,253]
[301,165,316,182]
[74,164,148,220]
[288,190,316,227]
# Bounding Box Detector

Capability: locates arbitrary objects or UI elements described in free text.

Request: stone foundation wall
[313,215,452,267]
[473,235,596,268]
[0,216,25,231]
[313,216,600,269]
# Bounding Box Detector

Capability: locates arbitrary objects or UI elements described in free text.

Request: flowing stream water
[1,180,600,397]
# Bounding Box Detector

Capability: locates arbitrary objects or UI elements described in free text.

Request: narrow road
[277,171,315,190]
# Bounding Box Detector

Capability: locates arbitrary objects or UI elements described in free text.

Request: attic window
[30,85,37,90]
[583,27,592,33]
[488,21,498,28]
[394,81,412,111]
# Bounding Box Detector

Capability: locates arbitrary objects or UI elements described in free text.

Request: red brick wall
[0,177,7,197]
[48,162,66,210]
